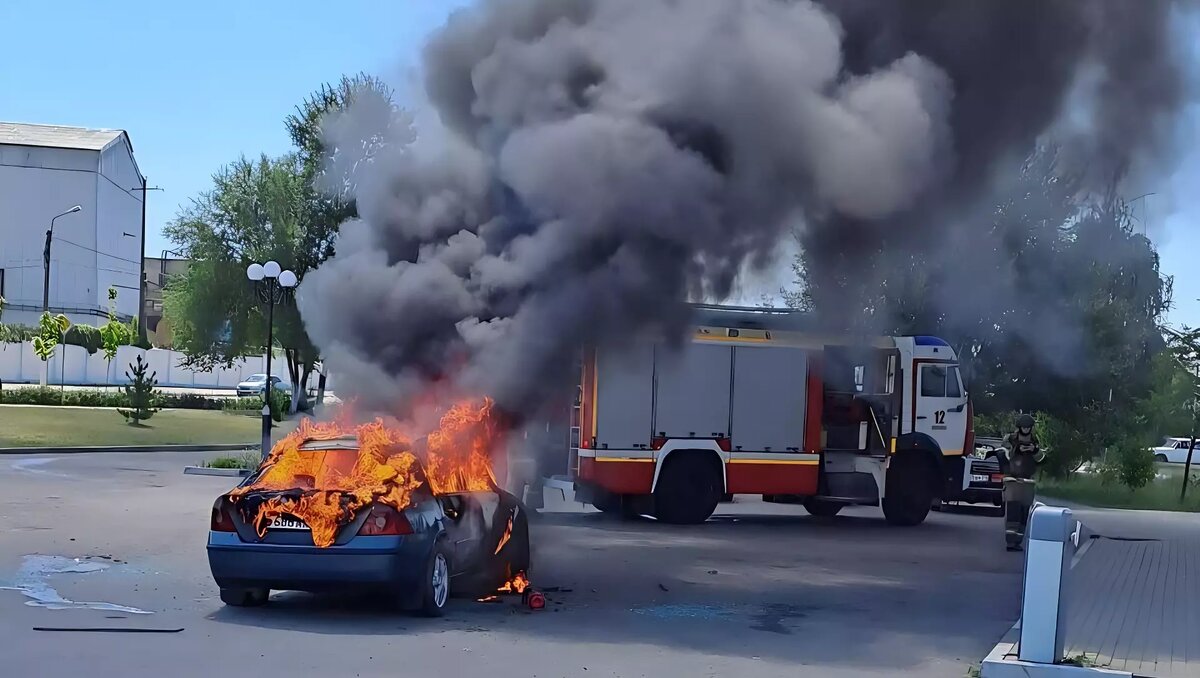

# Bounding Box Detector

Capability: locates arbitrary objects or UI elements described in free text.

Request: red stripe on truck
[727,461,818,495]
[578,457,654,494]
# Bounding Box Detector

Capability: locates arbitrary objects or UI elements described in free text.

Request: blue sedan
[208,481,530,616]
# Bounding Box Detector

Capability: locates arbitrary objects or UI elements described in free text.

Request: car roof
[298,436,359,451]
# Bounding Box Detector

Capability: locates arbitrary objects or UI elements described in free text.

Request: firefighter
[1001,413,1041,551]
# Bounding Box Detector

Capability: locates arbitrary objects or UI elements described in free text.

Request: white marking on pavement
[6,458,72,479]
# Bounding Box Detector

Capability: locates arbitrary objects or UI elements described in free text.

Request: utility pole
[129,180,163,340]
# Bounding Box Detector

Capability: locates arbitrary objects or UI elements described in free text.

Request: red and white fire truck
[569,304,976,525]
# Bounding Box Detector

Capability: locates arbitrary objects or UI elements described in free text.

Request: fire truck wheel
[653,453,721,525]
[882,454,934,527]
[219,587,269,607]
[419,541,452,617]
[802,498,843,517]
[593,491,621,514]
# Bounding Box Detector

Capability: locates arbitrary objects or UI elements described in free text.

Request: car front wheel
[420,542,452,617]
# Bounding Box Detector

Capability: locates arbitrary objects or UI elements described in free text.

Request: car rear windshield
[252,439,363,489]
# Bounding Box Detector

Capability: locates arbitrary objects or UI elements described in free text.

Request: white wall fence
[0,341,329,391]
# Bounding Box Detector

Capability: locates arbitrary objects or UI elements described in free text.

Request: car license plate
[269,516,310,531]
[970,474,989,482]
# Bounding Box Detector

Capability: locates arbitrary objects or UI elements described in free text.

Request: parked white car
[1148,437,1198,464]
[236,374,287,398]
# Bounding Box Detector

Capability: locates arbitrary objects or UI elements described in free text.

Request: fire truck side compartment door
[653,343,733,440]
[730,345,807,452]
[595,344,655,449]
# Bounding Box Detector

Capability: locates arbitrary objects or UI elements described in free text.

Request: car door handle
[917,416,928,420]
[951,404,965,413]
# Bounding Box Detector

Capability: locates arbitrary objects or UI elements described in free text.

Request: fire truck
[569,304,975,525]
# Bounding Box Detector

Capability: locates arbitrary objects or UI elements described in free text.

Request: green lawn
[1040,464,1200,512]
[0,405,264,448]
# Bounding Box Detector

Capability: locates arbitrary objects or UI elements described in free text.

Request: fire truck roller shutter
[594,344,655,451]
[883,432,943,526]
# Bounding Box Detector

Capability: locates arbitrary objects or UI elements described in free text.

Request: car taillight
[210,498,236,532]
[357,505,413,536]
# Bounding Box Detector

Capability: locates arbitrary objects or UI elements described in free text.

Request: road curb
[183,466,252,477]
[981,622,1131,677]
[0,443,253,455]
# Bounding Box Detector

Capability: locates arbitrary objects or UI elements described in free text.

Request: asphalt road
[0,452,1023,678]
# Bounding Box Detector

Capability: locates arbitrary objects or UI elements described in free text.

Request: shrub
[63,325,103,354]
[1098,438,1157,490]
[0,387,66,405]
[268,388,291,422]
[204,452,261,470]
[160,392,223,410]
[0,387,252,411]
[223,396,265,412]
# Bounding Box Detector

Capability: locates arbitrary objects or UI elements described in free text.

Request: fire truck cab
[570,305,973,526]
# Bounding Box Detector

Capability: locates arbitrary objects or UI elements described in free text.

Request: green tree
[1156,326,1200,498]
[164,74,402,413]
[788,146,1170,453]
[118,354,159,424]
[99,287,133,388]
[31,312,70,388]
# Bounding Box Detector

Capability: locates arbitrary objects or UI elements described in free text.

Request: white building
[0,122,145,327]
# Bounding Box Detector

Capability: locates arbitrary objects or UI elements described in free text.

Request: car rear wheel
[420,542,452,617]
[219,587,269,607]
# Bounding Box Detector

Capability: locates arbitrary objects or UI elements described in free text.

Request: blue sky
[3,0,1198,327]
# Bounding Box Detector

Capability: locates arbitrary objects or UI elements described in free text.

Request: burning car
[207,401,530,616]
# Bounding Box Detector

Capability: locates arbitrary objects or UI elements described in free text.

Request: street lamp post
[43,205,82,312]
[247,260,298,458]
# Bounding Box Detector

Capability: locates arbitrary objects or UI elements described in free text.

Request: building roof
[0,121,126,151]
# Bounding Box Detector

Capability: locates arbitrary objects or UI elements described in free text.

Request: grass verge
[0,405,262,447]
[1040,464,1200,512]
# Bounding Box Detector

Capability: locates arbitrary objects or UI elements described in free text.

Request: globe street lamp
[247,260,298,457]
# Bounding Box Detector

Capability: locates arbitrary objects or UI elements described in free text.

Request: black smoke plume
[298,0,1194,417]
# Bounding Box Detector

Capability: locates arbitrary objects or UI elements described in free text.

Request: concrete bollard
[1018,504,1075,664]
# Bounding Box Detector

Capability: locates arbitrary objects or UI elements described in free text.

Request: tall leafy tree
[164,154,319,410]
[787,146,1171,449]
[164,74,401,412]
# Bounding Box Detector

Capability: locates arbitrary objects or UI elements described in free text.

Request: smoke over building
[297,0,1195,417]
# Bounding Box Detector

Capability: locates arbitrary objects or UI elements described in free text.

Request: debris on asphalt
[658,582,670,592]
[33,627,183,633]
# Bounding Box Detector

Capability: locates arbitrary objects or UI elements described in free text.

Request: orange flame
[498,571,530,594]
[494,513,515,555]
[230,398,502,548]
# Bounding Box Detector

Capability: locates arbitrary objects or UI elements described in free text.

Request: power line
[53,237,141,265]
[0,264,137,276]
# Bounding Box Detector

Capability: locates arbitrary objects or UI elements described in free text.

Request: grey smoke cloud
[298,0,1194,418]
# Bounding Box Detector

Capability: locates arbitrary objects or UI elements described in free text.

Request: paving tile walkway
[1063,534,1200,677]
